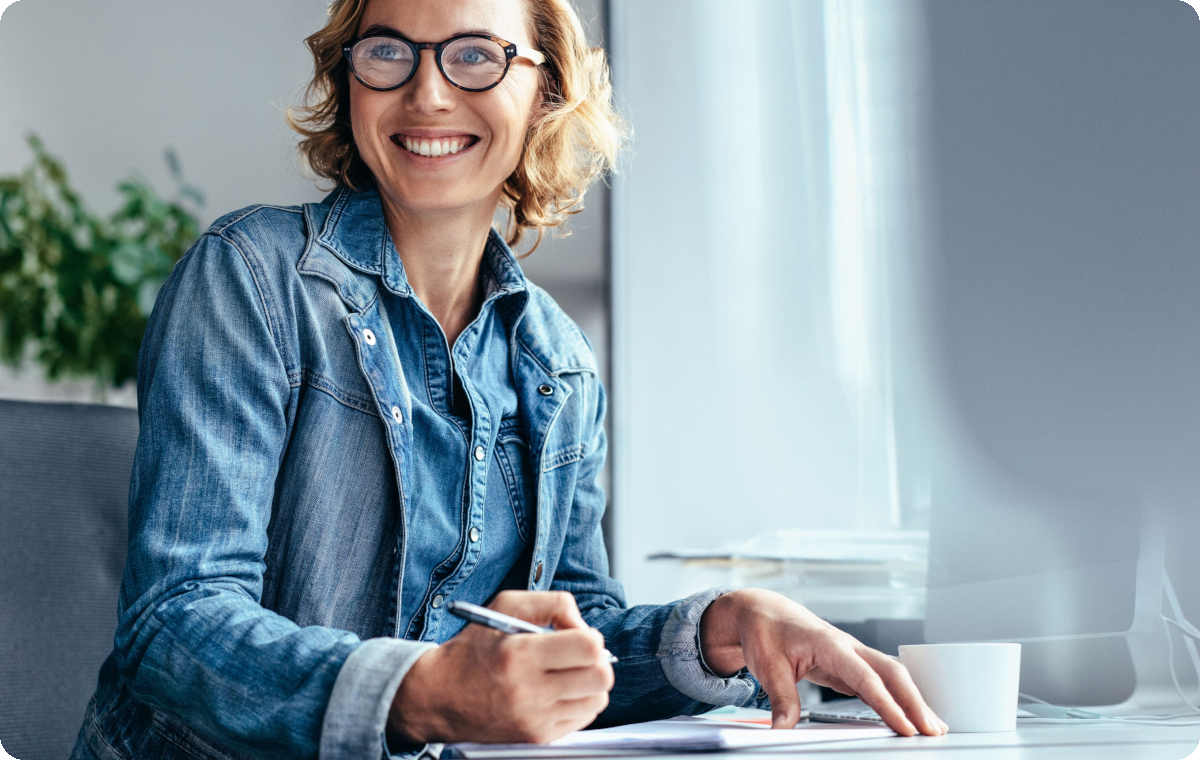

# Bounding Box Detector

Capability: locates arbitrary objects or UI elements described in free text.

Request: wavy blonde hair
[286,0,626,256]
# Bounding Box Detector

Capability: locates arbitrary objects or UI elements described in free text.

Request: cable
[1013,567,1200,726]
[1162,567,1200,714]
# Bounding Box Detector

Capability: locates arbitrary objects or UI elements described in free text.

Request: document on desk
[441,714,895,758]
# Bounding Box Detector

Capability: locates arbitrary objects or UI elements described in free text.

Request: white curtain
[609,0,934,604]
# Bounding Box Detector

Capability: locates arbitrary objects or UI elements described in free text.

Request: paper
[442,712,895,758]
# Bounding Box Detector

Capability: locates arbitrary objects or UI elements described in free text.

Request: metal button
[537,384,553,396]
[474,445,485,461]
[390,405,403,424]
[362,328,376,346]
[469,526,481,543]
[533,560,544,583]
[431,594,444,609]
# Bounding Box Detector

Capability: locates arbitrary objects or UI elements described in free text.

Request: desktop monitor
[911,0,1200,710]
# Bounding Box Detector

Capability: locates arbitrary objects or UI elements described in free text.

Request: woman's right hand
[386,590,615,745]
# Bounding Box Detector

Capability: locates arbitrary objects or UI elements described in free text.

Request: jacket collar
[312,184,526,303]
[300,185,595,377]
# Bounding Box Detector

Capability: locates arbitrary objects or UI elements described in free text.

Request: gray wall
[0,0,609,406]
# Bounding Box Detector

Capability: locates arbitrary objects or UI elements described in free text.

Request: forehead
[359,0,532,42]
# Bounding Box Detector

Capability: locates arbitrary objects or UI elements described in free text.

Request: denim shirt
[71,187,767,760]
[390,237,532,642]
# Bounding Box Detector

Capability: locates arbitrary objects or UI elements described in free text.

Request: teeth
[401,136,471,157]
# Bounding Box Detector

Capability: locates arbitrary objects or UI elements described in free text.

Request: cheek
[348,89,384,158]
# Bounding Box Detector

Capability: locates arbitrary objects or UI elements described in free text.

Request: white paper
[442,714,895,758]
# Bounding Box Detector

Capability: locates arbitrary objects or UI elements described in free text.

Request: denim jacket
[72,187,765,760]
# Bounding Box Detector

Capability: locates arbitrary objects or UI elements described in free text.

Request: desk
[479,723,1200,759]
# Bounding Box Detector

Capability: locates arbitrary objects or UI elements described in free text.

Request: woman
[71,0,946,757]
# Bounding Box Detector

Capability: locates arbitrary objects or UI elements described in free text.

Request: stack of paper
[442,711,895,758]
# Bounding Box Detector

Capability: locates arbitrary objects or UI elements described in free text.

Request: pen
[446,600,619,664]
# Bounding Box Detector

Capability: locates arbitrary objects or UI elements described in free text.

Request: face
[349,0,542,219]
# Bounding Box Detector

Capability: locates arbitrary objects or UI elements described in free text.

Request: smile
[390,134,480,158]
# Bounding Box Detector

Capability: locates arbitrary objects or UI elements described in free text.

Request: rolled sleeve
[321,638,438,759]
[656,587,764,707]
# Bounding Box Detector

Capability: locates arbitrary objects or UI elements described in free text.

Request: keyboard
[808,698,884,724]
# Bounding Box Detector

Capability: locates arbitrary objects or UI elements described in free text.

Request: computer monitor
[912,0,1200,710]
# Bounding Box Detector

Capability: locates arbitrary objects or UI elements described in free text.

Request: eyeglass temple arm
[515,45,546,66]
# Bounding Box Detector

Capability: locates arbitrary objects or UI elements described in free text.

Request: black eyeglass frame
[342,31,546,93]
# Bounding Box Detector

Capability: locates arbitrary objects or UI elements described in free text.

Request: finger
[543,661,615,700]
[512,628,608,671]
[490,590,587,630]
[859,648,947,736]
[753,655,803,729]
[837,652,918,736]
[811,671,856,697]
[552,692,610,724]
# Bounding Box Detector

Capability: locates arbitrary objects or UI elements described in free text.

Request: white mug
[899,642,1022,732]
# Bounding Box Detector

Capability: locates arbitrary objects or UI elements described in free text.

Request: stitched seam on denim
[207,204,300,235]
[493,441,529,543]
[419,316,471,437]
[610,654,659,666]
[148,711,239,760]
[542,444,583,472]
[298,368,375,413]
[85,699,128,760]
[213,232,290,379]
[300,372,376,416]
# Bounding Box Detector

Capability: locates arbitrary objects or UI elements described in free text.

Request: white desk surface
[477,723,1200,759]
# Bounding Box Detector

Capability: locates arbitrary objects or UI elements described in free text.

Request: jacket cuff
[656,587,760,707]
[320,637,438,760]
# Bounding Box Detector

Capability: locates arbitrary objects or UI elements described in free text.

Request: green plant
[0,134,203,392]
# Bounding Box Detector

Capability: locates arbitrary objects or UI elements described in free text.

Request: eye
[363,40,411,62]
[452,45,503,66]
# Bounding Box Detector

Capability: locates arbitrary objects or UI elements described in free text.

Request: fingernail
[903,719,918,736]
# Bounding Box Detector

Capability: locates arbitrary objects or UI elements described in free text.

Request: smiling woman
[288,0,623,255]
[67,1,946,758]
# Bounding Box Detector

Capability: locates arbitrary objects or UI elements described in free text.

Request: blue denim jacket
[71,187,765,760]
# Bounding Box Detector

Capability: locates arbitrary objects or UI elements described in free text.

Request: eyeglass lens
[351,36,508,90]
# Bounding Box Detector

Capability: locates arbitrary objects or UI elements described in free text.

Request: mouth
[390,133,481,159]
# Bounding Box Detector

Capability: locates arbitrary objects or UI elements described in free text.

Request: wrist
[386,645,447,745]
[698,590,747,676]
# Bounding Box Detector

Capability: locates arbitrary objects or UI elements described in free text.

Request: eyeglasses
[343,31,546,93]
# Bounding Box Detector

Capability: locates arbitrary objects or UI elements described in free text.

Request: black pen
[447,600,619,663]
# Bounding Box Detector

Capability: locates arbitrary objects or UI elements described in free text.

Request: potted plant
[0,134,203,403]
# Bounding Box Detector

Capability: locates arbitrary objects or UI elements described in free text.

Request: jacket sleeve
[115,230,431,760]
[546,376,767,727]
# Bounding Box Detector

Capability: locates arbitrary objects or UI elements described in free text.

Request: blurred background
[2,0,1199,659]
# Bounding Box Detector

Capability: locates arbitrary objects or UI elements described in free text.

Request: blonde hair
[286,0,627,256]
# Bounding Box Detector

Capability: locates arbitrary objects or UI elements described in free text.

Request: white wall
[0,0,609,406]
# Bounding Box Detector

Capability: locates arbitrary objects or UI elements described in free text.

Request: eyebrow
[359,23,496,39]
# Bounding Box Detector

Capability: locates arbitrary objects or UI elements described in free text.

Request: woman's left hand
[698,588,949,736]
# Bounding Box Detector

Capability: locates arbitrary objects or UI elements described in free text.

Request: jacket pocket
[494,416,535,543]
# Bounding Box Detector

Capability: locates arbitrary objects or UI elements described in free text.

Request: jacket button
[431,594,444,609]
[537,384,553,396]
[533,560,544,583]
[469,526,481,543]
[362,328,376,346]
[391,405,403,424]
[474,445,485,461]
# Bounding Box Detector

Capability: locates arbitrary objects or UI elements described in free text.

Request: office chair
[0,399,135,759]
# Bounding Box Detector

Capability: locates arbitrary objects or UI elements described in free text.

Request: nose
[404,49,454,114]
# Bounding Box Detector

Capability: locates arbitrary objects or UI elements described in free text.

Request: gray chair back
[0,399,135,760]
